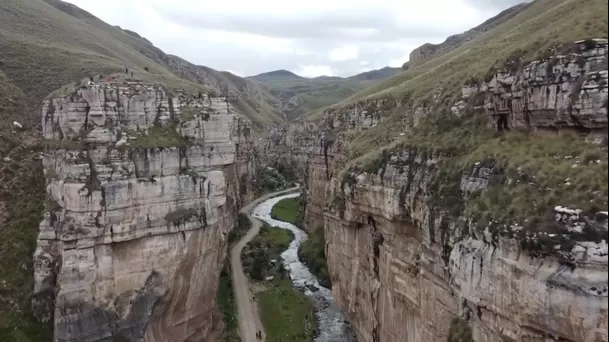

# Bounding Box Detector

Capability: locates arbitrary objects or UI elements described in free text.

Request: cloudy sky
[65,0,527,78]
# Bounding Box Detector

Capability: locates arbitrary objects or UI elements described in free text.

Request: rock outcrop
[266,40,609,342]
[33,81,256,341]
[482,39,608,131]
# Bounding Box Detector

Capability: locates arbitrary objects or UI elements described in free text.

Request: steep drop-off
[262,1,609,340]
[33,81,257,341]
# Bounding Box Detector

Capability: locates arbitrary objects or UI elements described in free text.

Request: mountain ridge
[249,66,400,81]
[247,66,401,119]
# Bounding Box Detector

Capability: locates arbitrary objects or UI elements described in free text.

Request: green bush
[447,317,473,342]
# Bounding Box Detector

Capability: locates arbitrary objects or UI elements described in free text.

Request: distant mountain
[248,67,400,119]
[250,69,305,83]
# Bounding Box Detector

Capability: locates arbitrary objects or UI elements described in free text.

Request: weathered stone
[265,43,609,342]
[482,40,608,130]
[34,82,257,341]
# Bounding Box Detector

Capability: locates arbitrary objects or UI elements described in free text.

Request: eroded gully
[251,193,356,342]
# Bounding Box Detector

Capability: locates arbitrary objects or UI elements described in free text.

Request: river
[252,193,356,342]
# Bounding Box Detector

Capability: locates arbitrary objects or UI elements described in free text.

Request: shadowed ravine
[252,194,356,342]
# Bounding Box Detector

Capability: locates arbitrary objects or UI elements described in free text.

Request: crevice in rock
[323,137,334,181]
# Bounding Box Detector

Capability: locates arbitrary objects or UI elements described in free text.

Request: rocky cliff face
[480,38,608,132]
[267,40,609,342]
[33,81,256,341]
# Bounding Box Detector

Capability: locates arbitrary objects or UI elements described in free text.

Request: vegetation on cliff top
[0,0,283,128]
[336,0,608,109]
[341,110,608,257]
[242,225,317,341]
[315,0,609,240]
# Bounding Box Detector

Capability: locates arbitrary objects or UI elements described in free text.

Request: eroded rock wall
[33,82,257,341]
[324,154,607,342]
[268,40,609,342]
[481,39,608,131]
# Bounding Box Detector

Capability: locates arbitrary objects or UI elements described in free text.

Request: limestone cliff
[33,81,257,341]
[265,39,609,342]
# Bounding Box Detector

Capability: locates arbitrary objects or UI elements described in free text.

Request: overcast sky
[65,0,527,78]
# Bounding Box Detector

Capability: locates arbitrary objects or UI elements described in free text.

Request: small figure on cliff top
[125,67,129,74]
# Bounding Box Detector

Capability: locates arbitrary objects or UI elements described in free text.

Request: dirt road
[231,187,299,342]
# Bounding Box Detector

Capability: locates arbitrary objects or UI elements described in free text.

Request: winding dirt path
[231,187,299,342]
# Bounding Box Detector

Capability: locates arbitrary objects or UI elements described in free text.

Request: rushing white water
[252,193,356,342]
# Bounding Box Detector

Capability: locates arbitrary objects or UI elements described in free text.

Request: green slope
[340,0,607,108]
[0,0,283,128]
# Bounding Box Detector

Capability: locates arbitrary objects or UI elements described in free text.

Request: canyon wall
[32,82,256,341]
[267,40,609,341]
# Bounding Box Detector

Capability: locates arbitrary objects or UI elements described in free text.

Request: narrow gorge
[1,0,607,341]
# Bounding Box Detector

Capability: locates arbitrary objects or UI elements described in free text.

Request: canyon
[0,0,607,341]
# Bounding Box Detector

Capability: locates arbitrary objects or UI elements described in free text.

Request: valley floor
[231,188,300,342]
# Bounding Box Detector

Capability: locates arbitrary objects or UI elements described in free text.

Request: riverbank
[228,186,300,342]
[270,197,331,288]
[253,194,355,342]
[242,225,317,341]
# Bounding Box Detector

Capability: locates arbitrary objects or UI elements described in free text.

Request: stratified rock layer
[265,41,609,342]
[33,82,256,341]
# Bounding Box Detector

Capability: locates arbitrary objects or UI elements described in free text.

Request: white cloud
[328,45,359,62]
[295,65,335,77]
[64,0,527,77]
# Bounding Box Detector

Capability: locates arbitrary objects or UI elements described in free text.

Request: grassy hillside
[340,0,607,108]
[402,3,530,70]
[249,67,399,119]
[0,0,283,128]
[0,69,51,340]
[325,0,608,236]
